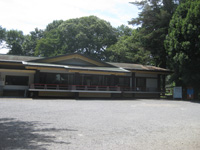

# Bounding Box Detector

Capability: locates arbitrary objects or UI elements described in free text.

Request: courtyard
[0,98,200,150]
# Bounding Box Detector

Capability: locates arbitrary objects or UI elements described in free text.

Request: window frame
[5,75,29,86]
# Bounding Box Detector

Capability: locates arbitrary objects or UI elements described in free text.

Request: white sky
[0,0,140,54]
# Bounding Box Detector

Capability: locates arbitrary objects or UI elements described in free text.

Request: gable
[30,54,110,67]
[54,58,97,66]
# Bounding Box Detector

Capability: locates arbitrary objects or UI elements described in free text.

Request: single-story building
[0,53,171,98]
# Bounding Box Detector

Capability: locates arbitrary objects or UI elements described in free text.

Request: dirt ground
[0,98,200,150]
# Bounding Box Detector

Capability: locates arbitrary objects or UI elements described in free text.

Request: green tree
[129,0,179,68]
[59,16,117,60]
[45,20,63,32]
[107,27,152,64]
[35,28,63,57]
[165,0,200,98]
[116,25,133,37]
[23,28,44,56]
[35,16,117,59]
[6,30,25,55]
[0,26,6,44]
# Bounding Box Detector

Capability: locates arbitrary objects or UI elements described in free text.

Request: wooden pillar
[132,73,135,88]
[74,73,80,85]
[34,70,40,83]
[114,75,118,86]
[162,75,166,96]
[132,72,135,98]
[157,74,161,98]
[108,75,116,86]
[157,74,161,92]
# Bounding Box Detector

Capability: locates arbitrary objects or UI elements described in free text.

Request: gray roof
[0,54,171,73]
[23,61,130,73]
[108,62,171,73]
[0,54,42,62]
[28,53,113,67]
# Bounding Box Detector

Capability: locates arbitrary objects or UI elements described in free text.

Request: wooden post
[162,75,166,96]
[132,73,135,98]
[157,74,161,92]
[74,73,80,85]
[157,74,161,98]
[34,70,40,83]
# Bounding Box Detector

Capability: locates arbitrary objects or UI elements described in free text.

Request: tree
[45,20,63,32]
[35,16,118,60]
[165,0,200,98]
[6,30,25,55]
[116,25,133,37]
[23,28,44,56]
[129,0,179,68]
[0,26,6,44]
[107,27,152,64]
[35,28,63,57]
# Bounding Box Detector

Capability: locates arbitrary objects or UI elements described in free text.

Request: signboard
[173,87,182,99]
[187,87,194,99]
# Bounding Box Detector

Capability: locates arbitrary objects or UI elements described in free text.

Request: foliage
[0,26,6,44]
[107,27,152,64]
[116,25,132,37]
[45,20,64,32]
[6,30,25,55]
[22,28,44,56]
[129,0,179,67]
[35,28,63,57]
[35,16,117,60]
[165,0,200,88]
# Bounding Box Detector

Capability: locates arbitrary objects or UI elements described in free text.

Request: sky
[0,0,140,54]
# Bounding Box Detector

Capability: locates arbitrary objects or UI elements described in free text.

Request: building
[0,53,171,98]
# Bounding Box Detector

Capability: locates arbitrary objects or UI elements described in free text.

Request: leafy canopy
[6,30,25,55]
[0,26,6,44]
[129,0,179,67]
[35,16,117,60]
[165,0,200,87]
[107,26,152,64]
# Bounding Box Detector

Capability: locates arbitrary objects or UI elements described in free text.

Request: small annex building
[0,53,171,98]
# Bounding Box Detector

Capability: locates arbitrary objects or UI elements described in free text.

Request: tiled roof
[23,62,129,73]
[0,54,171,73]
[108,62,171,73]
[0,54,42,62]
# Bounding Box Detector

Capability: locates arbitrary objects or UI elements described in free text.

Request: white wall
[0,69,35,90]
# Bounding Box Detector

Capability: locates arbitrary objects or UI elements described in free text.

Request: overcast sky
[0,0,140,54]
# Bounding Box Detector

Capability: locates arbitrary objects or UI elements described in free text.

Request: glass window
[39,73,46,84]
[80,75,106,86]
[60,74,68,84]
[5,75,29,86]
[118,77,130,87]
[136,78,146,87]
[39,73,74,85]
[68,74,74,85]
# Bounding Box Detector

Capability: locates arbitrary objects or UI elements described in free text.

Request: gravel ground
[0,98,200,150]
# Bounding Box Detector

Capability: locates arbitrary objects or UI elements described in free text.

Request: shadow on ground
[0,118,77,150]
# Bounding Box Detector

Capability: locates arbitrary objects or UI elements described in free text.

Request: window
[136,78,146,91]
[118,77,130,87]
[39,73,74,85]
[5,76,29,86]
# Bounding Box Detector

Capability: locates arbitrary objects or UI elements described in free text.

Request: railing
[29,84,163,93]
[30,84,69,90]
[122,87,164,93]
[30,84,121,91]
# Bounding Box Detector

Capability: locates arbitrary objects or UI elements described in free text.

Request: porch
[29,83,163,94]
